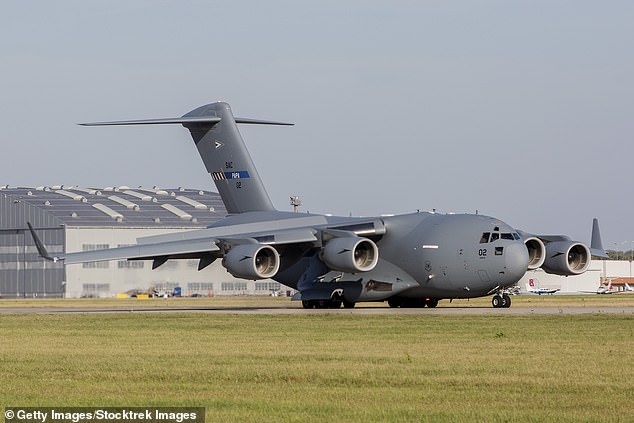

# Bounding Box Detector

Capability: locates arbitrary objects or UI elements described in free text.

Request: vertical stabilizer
[182,102,277,214]
[590,218,608,258]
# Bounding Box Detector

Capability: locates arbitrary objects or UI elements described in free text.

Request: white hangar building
[518,259,632,294]
[0,186,285,298]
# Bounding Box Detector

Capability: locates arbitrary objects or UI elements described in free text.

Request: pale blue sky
[1,1,633,247]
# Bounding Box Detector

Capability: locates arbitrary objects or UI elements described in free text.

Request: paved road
[1,305,633,315]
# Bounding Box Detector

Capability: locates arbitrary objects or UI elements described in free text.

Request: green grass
[1,312,633,422]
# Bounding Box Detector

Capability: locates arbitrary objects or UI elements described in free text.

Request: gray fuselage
[261,211,529,302]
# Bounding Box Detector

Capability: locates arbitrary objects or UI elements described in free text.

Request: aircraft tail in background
[590,218,608,258]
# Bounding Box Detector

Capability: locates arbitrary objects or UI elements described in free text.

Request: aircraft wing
[28,222,321,265]
[63,238,221,264]
[518,217,608,259]
[27,217,384,277]
[27,222,223,264]
[527,233,607,259]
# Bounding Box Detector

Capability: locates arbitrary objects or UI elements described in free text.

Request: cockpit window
[481,230,517,243]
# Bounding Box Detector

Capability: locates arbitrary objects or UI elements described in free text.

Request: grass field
[0,299,633,422]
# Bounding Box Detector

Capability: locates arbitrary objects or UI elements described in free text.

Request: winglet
[590,218,608,258]
[27,222,60,262]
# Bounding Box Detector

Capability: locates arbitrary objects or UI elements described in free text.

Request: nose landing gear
[492,292,511,308]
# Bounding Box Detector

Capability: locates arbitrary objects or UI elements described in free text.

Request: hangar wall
[64,226,269,298]
[0,186,287,298]
[518,259,633,293]
[0,227,65,298]
[0,193,65,297]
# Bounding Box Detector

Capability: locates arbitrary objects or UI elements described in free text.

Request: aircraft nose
[504,242,529,282]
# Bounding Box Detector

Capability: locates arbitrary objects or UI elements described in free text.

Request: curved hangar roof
[0,185,227,228]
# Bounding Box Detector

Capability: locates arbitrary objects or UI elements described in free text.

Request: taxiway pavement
[1,305,632,315]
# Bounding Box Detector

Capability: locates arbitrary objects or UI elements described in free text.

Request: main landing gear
[302,299,356,309]
[387,297,439,308]
[491,292,511,308]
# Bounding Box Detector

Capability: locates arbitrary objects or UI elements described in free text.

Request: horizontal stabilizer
[234,117,294,126]
[79,117,222,126]
[591,248,609,258]
[80,117,293,127]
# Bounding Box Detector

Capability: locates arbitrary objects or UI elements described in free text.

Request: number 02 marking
[478,248,487,257]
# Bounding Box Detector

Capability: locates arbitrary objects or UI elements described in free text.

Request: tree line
[605,250,634,260]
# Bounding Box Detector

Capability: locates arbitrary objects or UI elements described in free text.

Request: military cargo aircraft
[29,101,607,308]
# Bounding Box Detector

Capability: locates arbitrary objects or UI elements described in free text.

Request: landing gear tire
[342,300,356,309]
[502,293,511,308]
[492,294,511,308]
[492,296,502,308]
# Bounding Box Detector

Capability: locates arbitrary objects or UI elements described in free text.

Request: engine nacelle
[222,244,280,280]
[524,237,546,270]
[541,241,590,276]
[321,237,379,273]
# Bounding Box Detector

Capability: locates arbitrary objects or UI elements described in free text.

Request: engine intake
[322,237,379,273]
[524,237,546,270]
[222,244,280,280]
[541,241,590,276]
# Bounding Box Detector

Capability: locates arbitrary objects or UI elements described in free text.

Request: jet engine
[524,237,546,270]
[222,244,280,280]
[321,237,379,273]
[541,241,590,275]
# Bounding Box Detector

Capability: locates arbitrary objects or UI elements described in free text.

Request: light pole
[627,241,634,284]
[615,241,629,261]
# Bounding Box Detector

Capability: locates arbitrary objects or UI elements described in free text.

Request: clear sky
[1,1,632,248]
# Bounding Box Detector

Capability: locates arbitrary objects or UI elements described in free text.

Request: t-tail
[80,102,292,214]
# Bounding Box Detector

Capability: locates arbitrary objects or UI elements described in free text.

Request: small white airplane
[589,281,634,294]
[596,281,614,294]
[525,279,560,295]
